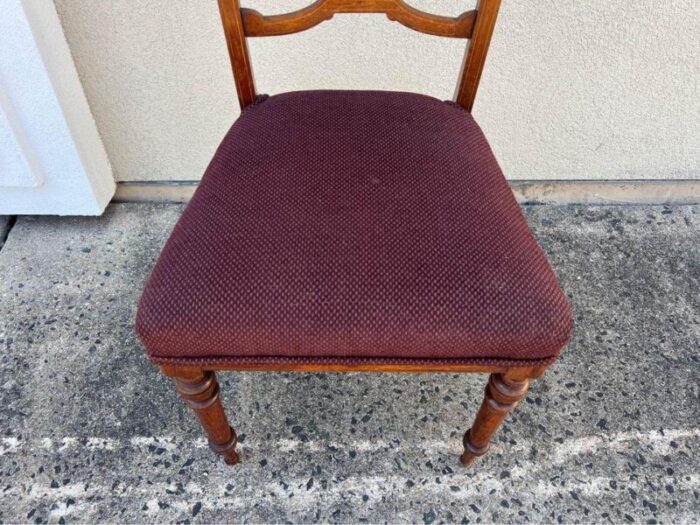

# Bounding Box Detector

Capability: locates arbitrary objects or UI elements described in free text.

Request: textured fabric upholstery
[136,90,572,366]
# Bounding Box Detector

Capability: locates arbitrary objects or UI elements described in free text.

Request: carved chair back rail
[217,0,501,111]
[136,0,573,469]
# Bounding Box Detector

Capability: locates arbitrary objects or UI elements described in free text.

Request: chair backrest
[217,0,501,112]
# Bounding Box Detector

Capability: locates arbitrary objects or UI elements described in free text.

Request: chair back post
[218,0,257,109]
[217,0,502,112]
[455,0,502,112]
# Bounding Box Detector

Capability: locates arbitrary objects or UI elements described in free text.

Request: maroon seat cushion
[136,90,572,367]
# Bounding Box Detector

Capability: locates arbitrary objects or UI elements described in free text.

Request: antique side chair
[136,0,572,467]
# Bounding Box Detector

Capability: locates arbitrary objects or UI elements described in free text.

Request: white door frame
[0,0,114,215]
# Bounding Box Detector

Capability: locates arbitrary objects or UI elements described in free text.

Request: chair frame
[159,0,552,467]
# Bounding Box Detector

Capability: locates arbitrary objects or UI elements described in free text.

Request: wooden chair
[136,0,572,467]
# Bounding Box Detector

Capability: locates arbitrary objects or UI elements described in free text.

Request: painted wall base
[114,180,700,205]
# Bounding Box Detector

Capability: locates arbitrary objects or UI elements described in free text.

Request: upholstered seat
[136,90,572,367]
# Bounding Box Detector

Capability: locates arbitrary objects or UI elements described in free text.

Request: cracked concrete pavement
[0,204,698,523]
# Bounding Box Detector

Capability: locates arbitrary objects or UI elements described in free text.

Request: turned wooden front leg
[460,371,531,467]
[174,370,239,465]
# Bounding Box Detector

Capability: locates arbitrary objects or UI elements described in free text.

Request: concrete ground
[0,203,698,524]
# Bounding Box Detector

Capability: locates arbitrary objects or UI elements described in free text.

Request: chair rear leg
[460,368,537,467]
[171,368,239,465]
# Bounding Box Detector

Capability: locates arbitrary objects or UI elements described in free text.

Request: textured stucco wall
[54,0,700,183]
